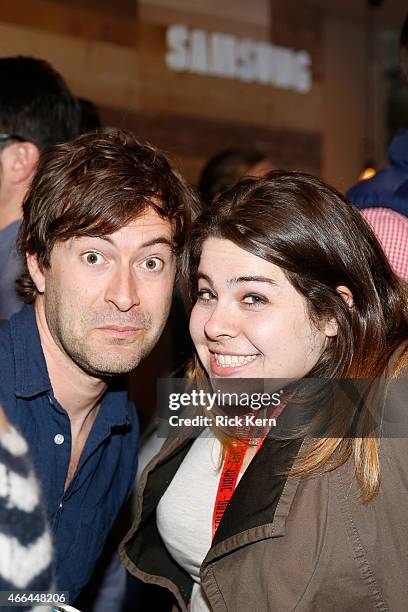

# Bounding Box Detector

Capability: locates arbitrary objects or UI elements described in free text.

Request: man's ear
[323,285,354,338]
[26,252,45,294]
[2,142,40,185]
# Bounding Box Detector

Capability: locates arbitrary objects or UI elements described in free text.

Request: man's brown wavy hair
[17,128,198,302]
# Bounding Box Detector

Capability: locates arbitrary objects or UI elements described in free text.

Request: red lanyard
[212,435,266,538]
[212,400,286,539]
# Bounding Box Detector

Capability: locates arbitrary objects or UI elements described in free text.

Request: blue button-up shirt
[0,305,139,601]
[0,220,24,320]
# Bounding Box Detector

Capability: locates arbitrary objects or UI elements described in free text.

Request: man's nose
[203,302,239,340]
[104,266,140,311]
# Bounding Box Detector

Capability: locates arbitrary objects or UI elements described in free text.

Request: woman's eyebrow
[228,276,277,286]
[197,272,213,285]
[197,273,278,287]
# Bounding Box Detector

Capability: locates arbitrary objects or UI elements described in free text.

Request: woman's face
[189,237,336,379]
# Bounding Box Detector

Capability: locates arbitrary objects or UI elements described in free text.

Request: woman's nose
[203,302,239,340]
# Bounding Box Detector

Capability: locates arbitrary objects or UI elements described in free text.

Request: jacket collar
[205,436,303,563]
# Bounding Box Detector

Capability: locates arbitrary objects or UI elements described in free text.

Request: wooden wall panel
[101,107,321,182]
[139,0,271,39]
[0,0,138,47]
[50,0,137,19]
[138,22,322,132]
[323,17,366,191]
[0,23,140,109]
[270,0,324,80]
[0,0,324,181]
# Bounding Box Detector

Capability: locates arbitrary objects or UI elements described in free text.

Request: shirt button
[54,434,64,445]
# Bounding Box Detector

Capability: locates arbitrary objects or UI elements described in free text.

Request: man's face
[34,208,176,377]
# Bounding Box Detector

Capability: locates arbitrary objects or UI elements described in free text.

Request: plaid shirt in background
[361,207,408,282]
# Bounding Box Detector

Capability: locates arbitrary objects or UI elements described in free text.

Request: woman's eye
[197,289,215,302]
[82,252,104,265]
[141,257,163,271]
[242,294,267,306]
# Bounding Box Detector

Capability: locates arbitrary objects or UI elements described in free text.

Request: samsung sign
[165,24,312,94]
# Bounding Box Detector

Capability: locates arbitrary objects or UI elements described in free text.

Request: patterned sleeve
[361,207,408,281]
[0,426,54,612]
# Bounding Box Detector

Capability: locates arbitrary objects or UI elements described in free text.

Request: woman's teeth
[214,353,258,367]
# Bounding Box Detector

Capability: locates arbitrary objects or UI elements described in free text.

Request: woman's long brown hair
[184,171,408,502]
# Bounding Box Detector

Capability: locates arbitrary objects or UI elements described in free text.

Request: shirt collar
[10,304,131,428]
[10,303,51,398]
[98,381,132,428]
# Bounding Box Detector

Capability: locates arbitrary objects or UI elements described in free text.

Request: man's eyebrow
[92,236,174,249]
[139,237,174,249]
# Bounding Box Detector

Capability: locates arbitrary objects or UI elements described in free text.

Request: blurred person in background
[0,56,81,320]
[78,97,102,134]
[347,14,408,282]
[198,148,274,206]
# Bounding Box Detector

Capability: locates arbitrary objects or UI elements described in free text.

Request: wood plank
[139,5,270,39]
[139,0,271,39]
[322,17,365,191]
[140,0,271,29]
[100,106,322,182]
[0,23,141,109]
[270,0,324,79]
[51,0,137,18]
[0,0,138,47]
[138,22,322,132]
[326,0,407,28]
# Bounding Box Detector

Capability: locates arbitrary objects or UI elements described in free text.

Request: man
[0,128,195,602]
[346,14,408,281]
[0,56,81,319]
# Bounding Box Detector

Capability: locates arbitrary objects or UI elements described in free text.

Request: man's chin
[72,347,146,378]
[81,360,142,378]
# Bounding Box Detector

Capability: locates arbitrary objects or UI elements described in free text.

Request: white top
[157,430,244,611]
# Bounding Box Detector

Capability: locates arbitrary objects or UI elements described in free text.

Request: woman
[120,172,408,611]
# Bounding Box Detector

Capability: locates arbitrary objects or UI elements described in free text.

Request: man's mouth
[98,325,142,337]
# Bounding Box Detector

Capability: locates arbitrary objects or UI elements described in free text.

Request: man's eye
[141,257,163,271]
[82,252,104,265]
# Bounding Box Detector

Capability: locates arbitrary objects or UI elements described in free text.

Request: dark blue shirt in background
[0,220,24,320]
[0,305,139,601]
